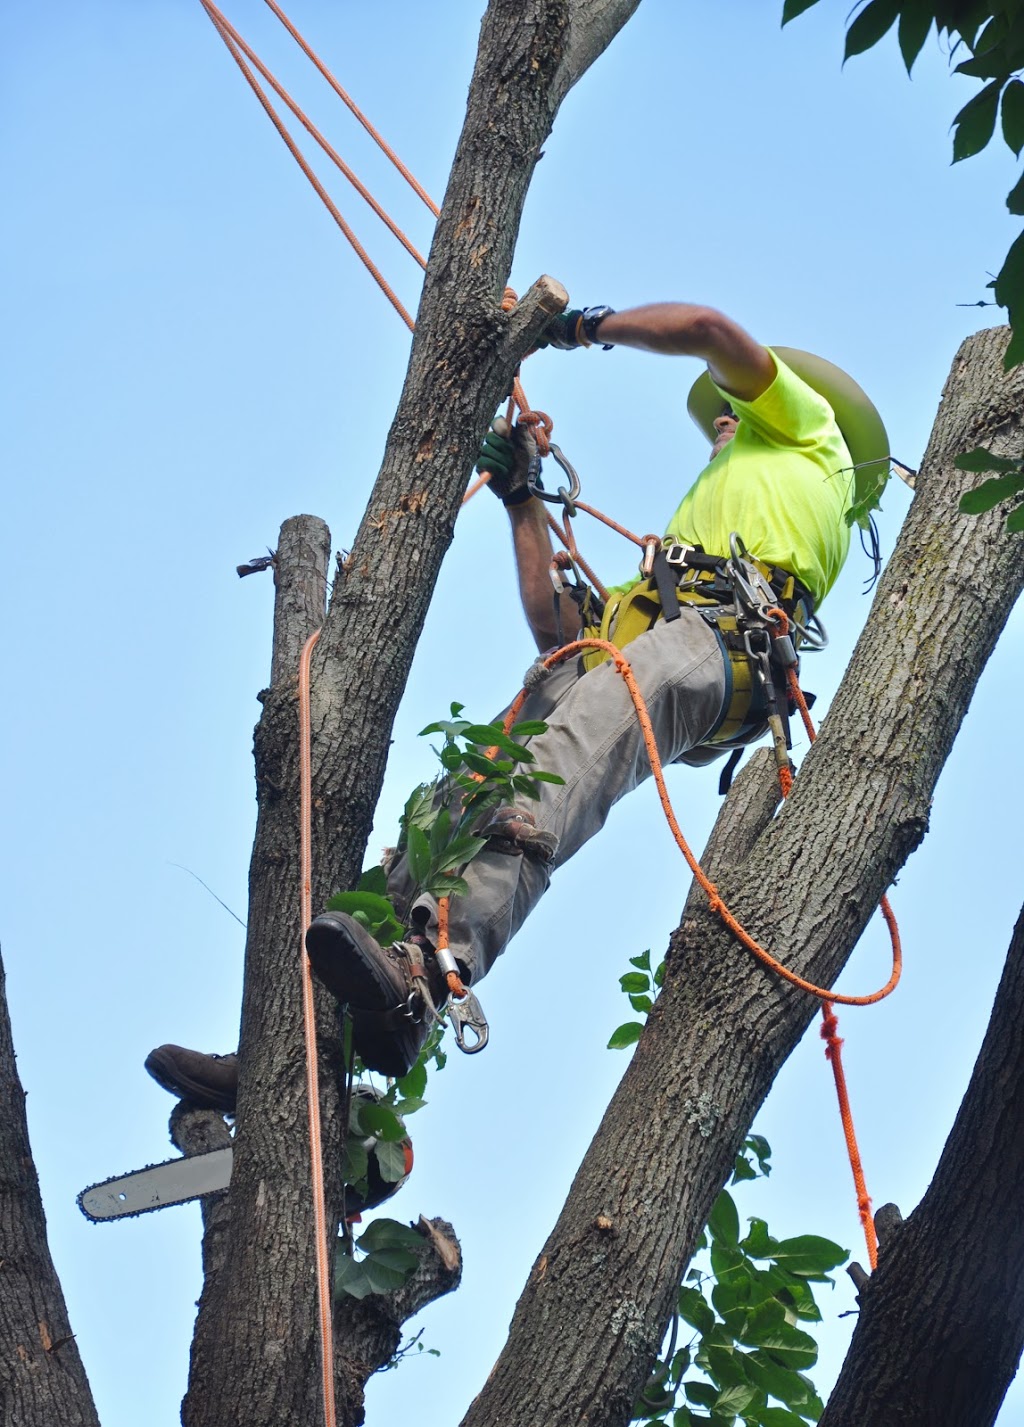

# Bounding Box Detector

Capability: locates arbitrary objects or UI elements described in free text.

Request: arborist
[146,299,889,1109]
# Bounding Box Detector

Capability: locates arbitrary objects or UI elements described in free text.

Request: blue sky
[3,1,1023,1423]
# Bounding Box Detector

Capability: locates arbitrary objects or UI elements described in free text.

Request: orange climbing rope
[467,632,896,1268]
[298,628,338,1427]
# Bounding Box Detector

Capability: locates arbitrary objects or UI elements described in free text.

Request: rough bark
[0,947,100,1427]
[181,2,642,1423]
[820,899,1024,1427]
[458,328,1024,1427]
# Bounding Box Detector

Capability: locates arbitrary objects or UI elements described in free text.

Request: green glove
[476,417,538,507]
[536,305,616,351]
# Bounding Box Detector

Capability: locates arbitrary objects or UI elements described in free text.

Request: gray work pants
[387,608,729,984]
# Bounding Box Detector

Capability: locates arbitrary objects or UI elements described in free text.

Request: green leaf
[1002,79,1024,155]
[684,1383,718,1409]
[678,1285,716,1335]
[433,834,488,873]
[952,80,1002,162]
[620,971,651,993]
[396,1060,428,1098]
[731,1155,758,1184]
[356,1218,423,1253]
[744,1352,815,1411]
[740,1219,780,1259]
[391,1096,426,1116]
[527,769,566,784]
[713,1380,761,1416]
[357,864,388,896]
[423,874,469,899]
[461,723,510,746]
[759,1409,809,1427]
[744,1135,772,1176]
[781,0,821,22]
[748,1320,818,1372]
[402,782,436,833]
[844,0,899,61]
[898,5,933,72]
[738,1298,786,1347]
[767,1235,848,1278]
[342,1137,369,1186]
[428,804,452,855]
[771,1273,822,1323]
[1005,502,1024,531]
[509,719,548,736]
[998,231,1024,333]
[334,1252,378,1300]
[708,1190,740,1247]
[953,446,1022,474]
[629,951,652,971]
[406,823,431,885]
[629,993,654,1014]
[1009,171,1024,215]
[462,749,514,779]
[372,1138,411,1183]
[357,1102,409,1142]
[959,472,1024,512]
[325,892,403,948]
[607,1021,644,1049]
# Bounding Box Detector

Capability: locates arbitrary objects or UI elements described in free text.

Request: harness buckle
[663,542,696,568]
[447,987,489,1055]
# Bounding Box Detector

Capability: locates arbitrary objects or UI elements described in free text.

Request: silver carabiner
[447,987,490,1054]
[529,442,582,518]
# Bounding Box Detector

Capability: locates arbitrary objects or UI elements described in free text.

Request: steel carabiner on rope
[447,986,489,1054]
[528,442,582,518]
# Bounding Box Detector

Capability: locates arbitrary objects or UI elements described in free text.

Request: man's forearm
[591,303,774,400]
[508,499,581,653]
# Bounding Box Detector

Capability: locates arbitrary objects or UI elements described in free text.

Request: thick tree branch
[459,331,1024,1427]
[0,948,100,1427]
[821,899,1024,1427]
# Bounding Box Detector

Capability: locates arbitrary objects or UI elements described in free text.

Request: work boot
[305,912,446,1078]
[145,1045,239,1113]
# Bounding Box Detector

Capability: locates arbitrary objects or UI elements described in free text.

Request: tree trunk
[0,948,100,1427]
[457,327,1024,1427]
[182,1,641,1423]
[820,896,1024,1427]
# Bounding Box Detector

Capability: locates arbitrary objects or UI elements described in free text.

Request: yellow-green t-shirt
[666,352,854,604]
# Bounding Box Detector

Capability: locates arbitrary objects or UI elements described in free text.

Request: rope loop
[518,407,553,458]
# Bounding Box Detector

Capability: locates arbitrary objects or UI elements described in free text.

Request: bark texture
[0,948,100,1427]
[820,899,1024,1427]
[458,328,1024,1427]
[182,2,642,1423]
[183,516,464,1426]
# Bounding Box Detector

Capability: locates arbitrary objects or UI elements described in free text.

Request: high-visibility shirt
[666,351,854,604]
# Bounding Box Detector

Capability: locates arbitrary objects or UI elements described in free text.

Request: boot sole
[305,912,408,1011]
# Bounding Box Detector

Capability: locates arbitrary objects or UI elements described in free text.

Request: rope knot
[518,408,553,457]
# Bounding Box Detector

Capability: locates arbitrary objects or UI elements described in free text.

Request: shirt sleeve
[714,351,837,452]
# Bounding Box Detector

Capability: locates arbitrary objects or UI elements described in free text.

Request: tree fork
[458,331,1024,1427]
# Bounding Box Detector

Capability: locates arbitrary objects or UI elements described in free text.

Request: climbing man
[146,299,888,1107]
